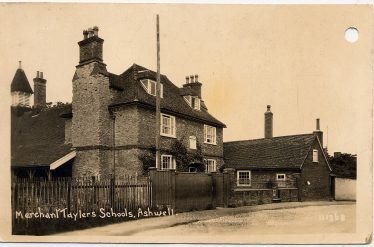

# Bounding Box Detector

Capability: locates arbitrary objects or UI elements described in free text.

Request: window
[161,155,175,170]
[204,159,216,173]
[276,174,286,181]
[140,79,163,98]
[204,125,216,144]
[189,167,197,173]
[237,170,251,186]
[313,149,318,162]
[160,113,176,137]
[184,95,201,110]
[189,136,197,149]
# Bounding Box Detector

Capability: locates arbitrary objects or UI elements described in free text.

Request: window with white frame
[204,159,216,173]
[191,97,200,110]
[313,149,318,162]
[184,96,201,110]
[160,113,176,137]
[237,170,251,186]
[204,125,216,144]
[140,79,163,98]
[189,136,197,149]
[161,155,175,170]
[276,174,286,181]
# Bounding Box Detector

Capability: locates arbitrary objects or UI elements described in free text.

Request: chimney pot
[40,72,43,79]
[36,71,40,78]
[185,76,189,84]
[190,75,194,83]
[87,28,94,37]
[316,118,320,130]
[93,26,99,36]
[83,30,88,39]
[195,74,198,82]
[267,105,271,111]
[18,61,22,69]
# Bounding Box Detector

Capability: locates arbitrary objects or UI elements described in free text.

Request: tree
[170,137,204,172]
[328,153,357,179]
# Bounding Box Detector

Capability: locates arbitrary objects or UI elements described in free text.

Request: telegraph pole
[155,14,161,169]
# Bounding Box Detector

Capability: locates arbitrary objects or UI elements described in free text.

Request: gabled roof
[108,64,226,128]
[11,68,33,94]
[223,134,317,170]
[11,105,72,167]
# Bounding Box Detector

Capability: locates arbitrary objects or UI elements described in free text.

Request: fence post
[223,168,235,208]
[211,172,217,209]
[110,174,115,209]
[67,179,71,212]
[149,167,157,207]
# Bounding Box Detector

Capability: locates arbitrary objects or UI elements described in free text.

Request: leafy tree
[139,147,156,175]
[328,153,357,179]
[171,137,205,172]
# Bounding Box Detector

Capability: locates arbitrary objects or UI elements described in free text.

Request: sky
[0,4,372,155]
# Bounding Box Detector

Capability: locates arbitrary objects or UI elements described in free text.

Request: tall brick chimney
[33,71,47,108]
[313,118,323,147]
[78,26,104,65]
[182,74,202,98]
[264,105,273,138]
[72,26,111,178]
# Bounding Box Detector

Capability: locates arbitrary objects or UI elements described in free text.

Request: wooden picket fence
[11,175,152,216]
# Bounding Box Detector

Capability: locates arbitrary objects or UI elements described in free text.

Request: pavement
[53,200,355,236]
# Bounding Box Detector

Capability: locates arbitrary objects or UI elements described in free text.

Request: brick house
[223,106,333,202]
[11,26,226,178]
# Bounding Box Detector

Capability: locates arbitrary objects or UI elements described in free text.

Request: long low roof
[11,105,72,167]
[223,134,317,170]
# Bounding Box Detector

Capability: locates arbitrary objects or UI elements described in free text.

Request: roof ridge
[224,133,315,144]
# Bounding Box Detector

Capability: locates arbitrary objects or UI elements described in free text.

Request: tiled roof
[223,134,316,170]
[11,68,33,94]
[108,64,226,127]
[11,105,72,167]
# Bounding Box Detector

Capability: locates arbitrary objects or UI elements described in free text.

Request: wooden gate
[149,170,175,208]
[175,172,213,211]
[149,168,216,212]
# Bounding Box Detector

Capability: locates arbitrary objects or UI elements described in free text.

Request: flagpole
[155,14,161,170]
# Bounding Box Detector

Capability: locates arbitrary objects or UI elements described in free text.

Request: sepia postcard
[0,3,372,244]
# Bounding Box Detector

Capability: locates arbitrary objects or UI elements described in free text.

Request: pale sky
[1,4,372,155]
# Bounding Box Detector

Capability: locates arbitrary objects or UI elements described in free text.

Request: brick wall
[113,105,224,172]
[72,149,112,177]
[224,169,299,207]
[299,139,332,201]
[72,62,113,177]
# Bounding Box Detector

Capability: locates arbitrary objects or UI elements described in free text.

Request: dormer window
[184,95,200,110]
[140,79,163,98]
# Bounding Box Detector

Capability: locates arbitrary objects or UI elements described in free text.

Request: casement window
[189,136,197,149]
[184,96,201,110]
[276,174,286,181]
[140,79,163,98]
[237,170,251,186]
[204,159,216,173]
[160,113,176,137]
[313,149,318,163]
[204,125,216,144]
[160,155,176,170]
